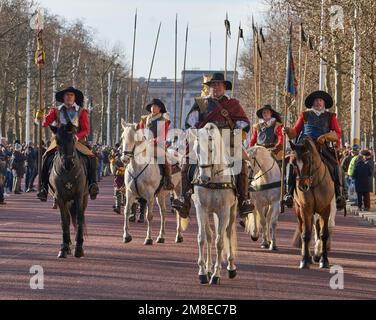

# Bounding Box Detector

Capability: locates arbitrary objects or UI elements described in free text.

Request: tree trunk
[14,85,20,141]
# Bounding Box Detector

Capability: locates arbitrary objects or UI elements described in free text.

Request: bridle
[294,148,327,192]
[248,153,277,182]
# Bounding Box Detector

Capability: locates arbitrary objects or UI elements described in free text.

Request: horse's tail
[223,216,237,261]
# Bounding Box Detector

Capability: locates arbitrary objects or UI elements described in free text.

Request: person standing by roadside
[352,150,374,211]
[10,143,26,194]
[24,142,37,192]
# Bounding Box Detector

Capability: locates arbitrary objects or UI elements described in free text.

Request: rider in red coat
[36,87,99,202]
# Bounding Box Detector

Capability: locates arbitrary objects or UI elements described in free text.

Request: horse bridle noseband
[294,150,327,191]
[249,155,276,182]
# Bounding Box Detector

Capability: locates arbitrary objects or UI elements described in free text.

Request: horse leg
[173,188,184,243]
[318,208,330,269]
[58,203,71,259]
[210,211,230,285]
[205,214,213,279]
[313,217,321,263]
[260,207,269,249]
[144,198,154,245]
[226,203,237,279]
[123,191,135,243]
[269,203,279,251]
[74,198,85,258]
[196,206,208,284]
[156,194,166,244]
[299,208,313,269]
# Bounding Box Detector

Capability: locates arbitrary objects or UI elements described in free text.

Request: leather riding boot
[171,163,192,218]
[237,160,254,218]
[87,156,99,200]
[37,153,53,202]
[163,162,174,190]
[334,166,346,210]
[113,189,121,214]
[284,163,295,208]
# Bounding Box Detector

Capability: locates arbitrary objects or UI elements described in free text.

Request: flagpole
[298,23,303,113]
[128,9,137,123]
[142,22,162,112]
[280,92,289,214]
[209,32,212,70]
[252,17,258,109]
[300,36,310,112]
[258,31,262,107]
[180,23,189,129]
[232,23,241,97]
[351,7,361,147]
[319,0,327,91]
[174,13,178,127]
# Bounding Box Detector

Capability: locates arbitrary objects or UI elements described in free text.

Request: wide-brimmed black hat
[256,105,282,123]
[305,91,333,109]
[146,98,167,113]
[56,87,84,107]
[203,72,232,91]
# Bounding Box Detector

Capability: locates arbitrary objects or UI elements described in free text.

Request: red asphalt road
[0,177,376,300]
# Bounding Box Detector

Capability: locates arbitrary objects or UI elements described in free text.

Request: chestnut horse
[291,137,335,269]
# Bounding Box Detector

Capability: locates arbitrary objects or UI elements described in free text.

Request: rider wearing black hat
[283,90,346,210]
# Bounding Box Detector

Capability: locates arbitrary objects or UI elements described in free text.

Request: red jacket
[137,115,170,146]
[292,112,341,148]
[42,107,90,141]
[249,122,284,148]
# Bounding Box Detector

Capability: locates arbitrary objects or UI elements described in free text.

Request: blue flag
[285,25,298,97]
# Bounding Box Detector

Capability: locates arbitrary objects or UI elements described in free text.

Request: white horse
[244,146,281,251]
[189,123,238,285]
[120,121,188,245]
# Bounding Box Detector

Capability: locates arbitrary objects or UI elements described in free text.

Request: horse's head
[120,119,143,165]
[51,122,77,171]
[189,123,223,185]
[291,137,317,193]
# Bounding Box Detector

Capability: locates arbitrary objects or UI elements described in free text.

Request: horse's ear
[248,147,257,158]
[50,125,58,134]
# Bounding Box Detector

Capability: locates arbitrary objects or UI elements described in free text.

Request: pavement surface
[0,177,376,300]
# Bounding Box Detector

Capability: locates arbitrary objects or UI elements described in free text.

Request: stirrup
[284,194,294,208]
[89,183,99,200]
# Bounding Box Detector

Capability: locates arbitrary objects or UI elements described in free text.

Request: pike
[128,9,137,123]
[232,22,243,97]
[142,22,162,112]
[179,23,189,128]
[224,12,230,80]
[30,8,45,191]
[174,13,178,127]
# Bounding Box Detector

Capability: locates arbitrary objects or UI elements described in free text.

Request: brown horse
[290,137,335,269]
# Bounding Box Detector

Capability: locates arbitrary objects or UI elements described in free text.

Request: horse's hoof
[319,260,330,269]
[175,236,184,243]
[74,247,84,258]
[156,237,165,244]
[144,239,153,246]
[251,236,259,242]
[313,255,321,263]
[210,276,220,285]
[199,275,209,285]
[260,242,270,249]
[299,261,310,269]
[228,269,237,279]
[137,216,144,223]
[239,220,245,228]
[57,250,67,259]
[129,215,136,223]
[123,235,132,243]
[269,244,278,251]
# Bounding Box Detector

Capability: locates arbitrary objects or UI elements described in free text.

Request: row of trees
[239,0,376,149]
[0,0,139,146]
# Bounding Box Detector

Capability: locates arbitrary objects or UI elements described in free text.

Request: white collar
[311,108,326,116]
[58,103,80,111]
[259,117,276,126]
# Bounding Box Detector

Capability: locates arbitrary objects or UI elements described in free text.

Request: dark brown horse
[50,123,88,258]
[290,137,335,269]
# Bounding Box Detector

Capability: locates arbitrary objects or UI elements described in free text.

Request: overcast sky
[37,0,267,78]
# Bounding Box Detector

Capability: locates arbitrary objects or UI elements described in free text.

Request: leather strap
[212,99,235,130]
